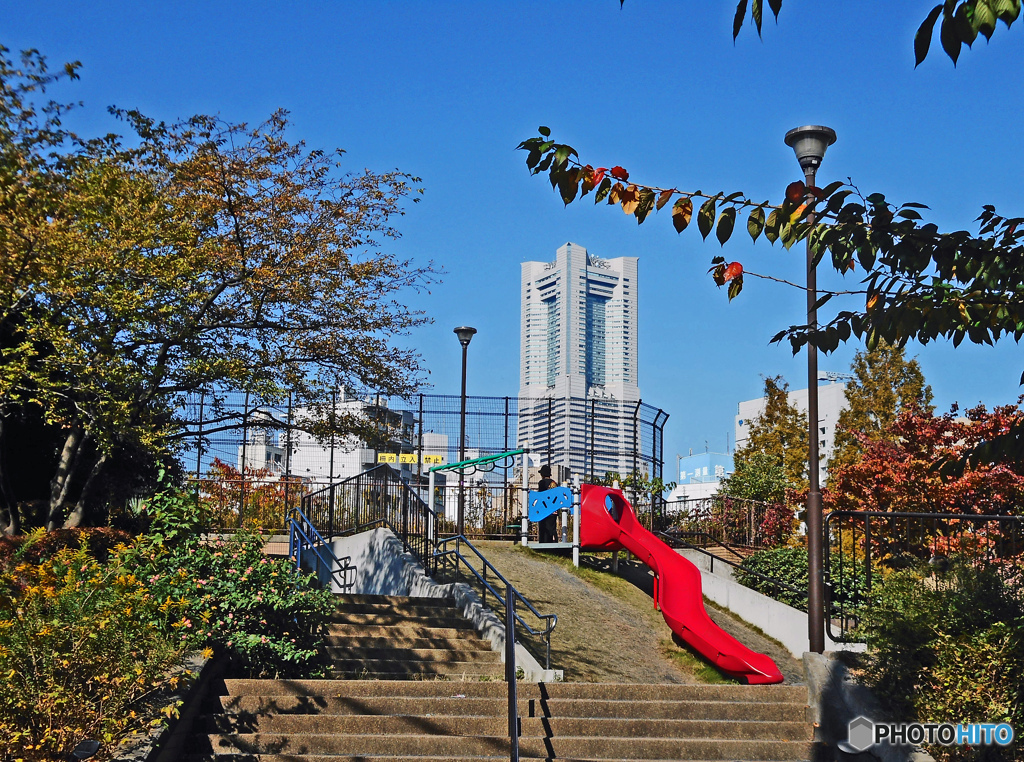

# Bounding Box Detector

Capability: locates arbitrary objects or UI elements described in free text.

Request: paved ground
[472,540,805,685]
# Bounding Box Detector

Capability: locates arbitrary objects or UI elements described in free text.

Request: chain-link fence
[178,390,666,532]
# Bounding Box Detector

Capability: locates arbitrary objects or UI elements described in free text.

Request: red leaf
[785,181,806,203]
[723,262,743,282]
[610,166,629,181]
[592,168,607,186]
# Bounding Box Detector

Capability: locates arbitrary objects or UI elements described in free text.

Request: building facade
[518,242,644,478]
[667,451,735,501]
[734,378,848,483]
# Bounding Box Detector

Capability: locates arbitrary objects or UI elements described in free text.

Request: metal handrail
[289,503,354,592]
[505,583,520,762]
[823,509,1024,642]
[665,528,750,564]
[434,535,557,669]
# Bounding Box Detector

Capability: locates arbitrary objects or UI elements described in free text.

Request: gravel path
[472,541,805,685]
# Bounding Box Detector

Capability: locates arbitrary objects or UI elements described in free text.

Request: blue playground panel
[527,487,573,523]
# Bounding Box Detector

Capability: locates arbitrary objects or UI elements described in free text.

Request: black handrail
[301,464,439,575]
[824,509,1024,642]
[505,583,520,762]
[434,535,557,669]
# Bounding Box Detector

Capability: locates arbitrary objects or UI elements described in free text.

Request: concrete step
[328,611,476,628]
[206,712,812,741]
[334,593,456,607]
[324,634,493,651]
[222,679,808,704]
[326,623,480,639]
[188,756,800,762]
[329,660,505,677]
[334,600,458,617]
[200,732,812,759]
[217,694,810,723]
[324,646,502,662]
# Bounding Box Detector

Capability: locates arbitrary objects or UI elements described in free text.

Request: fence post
[328,484,336,539]
[195,390,205,498]
[284,394,293,524]
[240,391,250,521]
[329,387,336,486]
[402,479,409,553]
[505,584,520,762]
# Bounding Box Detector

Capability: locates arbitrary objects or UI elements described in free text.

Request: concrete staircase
[188,594,814,760]
[193,680,812,760]
[324,594,503,680]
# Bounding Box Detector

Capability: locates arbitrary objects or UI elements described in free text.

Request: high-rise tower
[518,242,640,478]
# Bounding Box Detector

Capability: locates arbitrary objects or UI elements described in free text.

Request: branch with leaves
[723,0,1019,66]
[518,126,1024,462]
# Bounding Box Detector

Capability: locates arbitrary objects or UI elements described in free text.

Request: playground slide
[578,483,784,685]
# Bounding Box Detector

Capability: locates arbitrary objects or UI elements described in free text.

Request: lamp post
[454,326,477,536]
[784,124,837,655]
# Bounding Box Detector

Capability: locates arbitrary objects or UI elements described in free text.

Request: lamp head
[784,125,837,174]
[453,326,477,347]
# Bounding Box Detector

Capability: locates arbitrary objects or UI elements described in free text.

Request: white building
[734,378,848,483]
[667,452,735,501]
[238,390,447,487]
[518,242,640,478]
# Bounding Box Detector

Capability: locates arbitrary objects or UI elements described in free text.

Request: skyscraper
[518,242,641,478]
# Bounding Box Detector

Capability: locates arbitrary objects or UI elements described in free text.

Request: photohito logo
[842,716,1014,751]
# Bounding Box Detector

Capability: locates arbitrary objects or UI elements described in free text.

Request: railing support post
[505,583,520,762]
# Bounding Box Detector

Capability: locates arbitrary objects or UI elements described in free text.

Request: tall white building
[518,242,641,478]
[734,379,848,483]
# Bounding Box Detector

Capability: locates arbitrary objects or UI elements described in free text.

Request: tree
[733,375,808,494]
[827,341,934,479]
[826,401,1024,516]
[720,451,786,504]
[0,48,436,532]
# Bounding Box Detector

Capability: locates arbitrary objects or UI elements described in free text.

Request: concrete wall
[331,528,562,682]
[679,549,865,659]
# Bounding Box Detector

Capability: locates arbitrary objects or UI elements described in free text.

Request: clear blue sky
[7,2,1023,473]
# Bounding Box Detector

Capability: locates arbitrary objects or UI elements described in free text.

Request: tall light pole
[784,124,837,654]
[454,326,477,536]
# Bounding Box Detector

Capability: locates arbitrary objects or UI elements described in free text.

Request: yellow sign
[399,453,418,464]
[423,454,445,464]
[377,453,397,463]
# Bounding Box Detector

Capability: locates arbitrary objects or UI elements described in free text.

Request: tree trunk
[47,424,85,530]
[0,416,19,536]
[64,452,108,528]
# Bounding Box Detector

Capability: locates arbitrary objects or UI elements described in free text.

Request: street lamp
[784,124,837,655]
[454,326,477,536]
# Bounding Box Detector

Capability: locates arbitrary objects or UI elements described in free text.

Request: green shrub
[858,561,1024,762]
[734,545,872,611]
[0,541,186,761]
[137,489,334,678]
[734,546,808,608]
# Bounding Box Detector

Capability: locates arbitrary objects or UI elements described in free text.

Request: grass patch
[508,544,738,684]
[659,639,741,684]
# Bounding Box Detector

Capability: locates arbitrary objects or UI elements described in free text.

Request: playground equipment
[577,483,783,685]
[429,450,783,684]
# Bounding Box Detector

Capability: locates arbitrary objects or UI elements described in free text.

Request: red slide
[579,483,784,685]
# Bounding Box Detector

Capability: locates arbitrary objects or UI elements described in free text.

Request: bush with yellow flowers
[0,536,186,761]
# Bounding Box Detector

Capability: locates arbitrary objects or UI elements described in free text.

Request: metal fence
[659,496,794,551]
[824,510,1024,641]
[178,390,666,532]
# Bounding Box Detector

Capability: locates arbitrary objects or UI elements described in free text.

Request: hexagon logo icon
[846,716,875,751]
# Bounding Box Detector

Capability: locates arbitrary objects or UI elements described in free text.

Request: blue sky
[7,2,1023,473]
